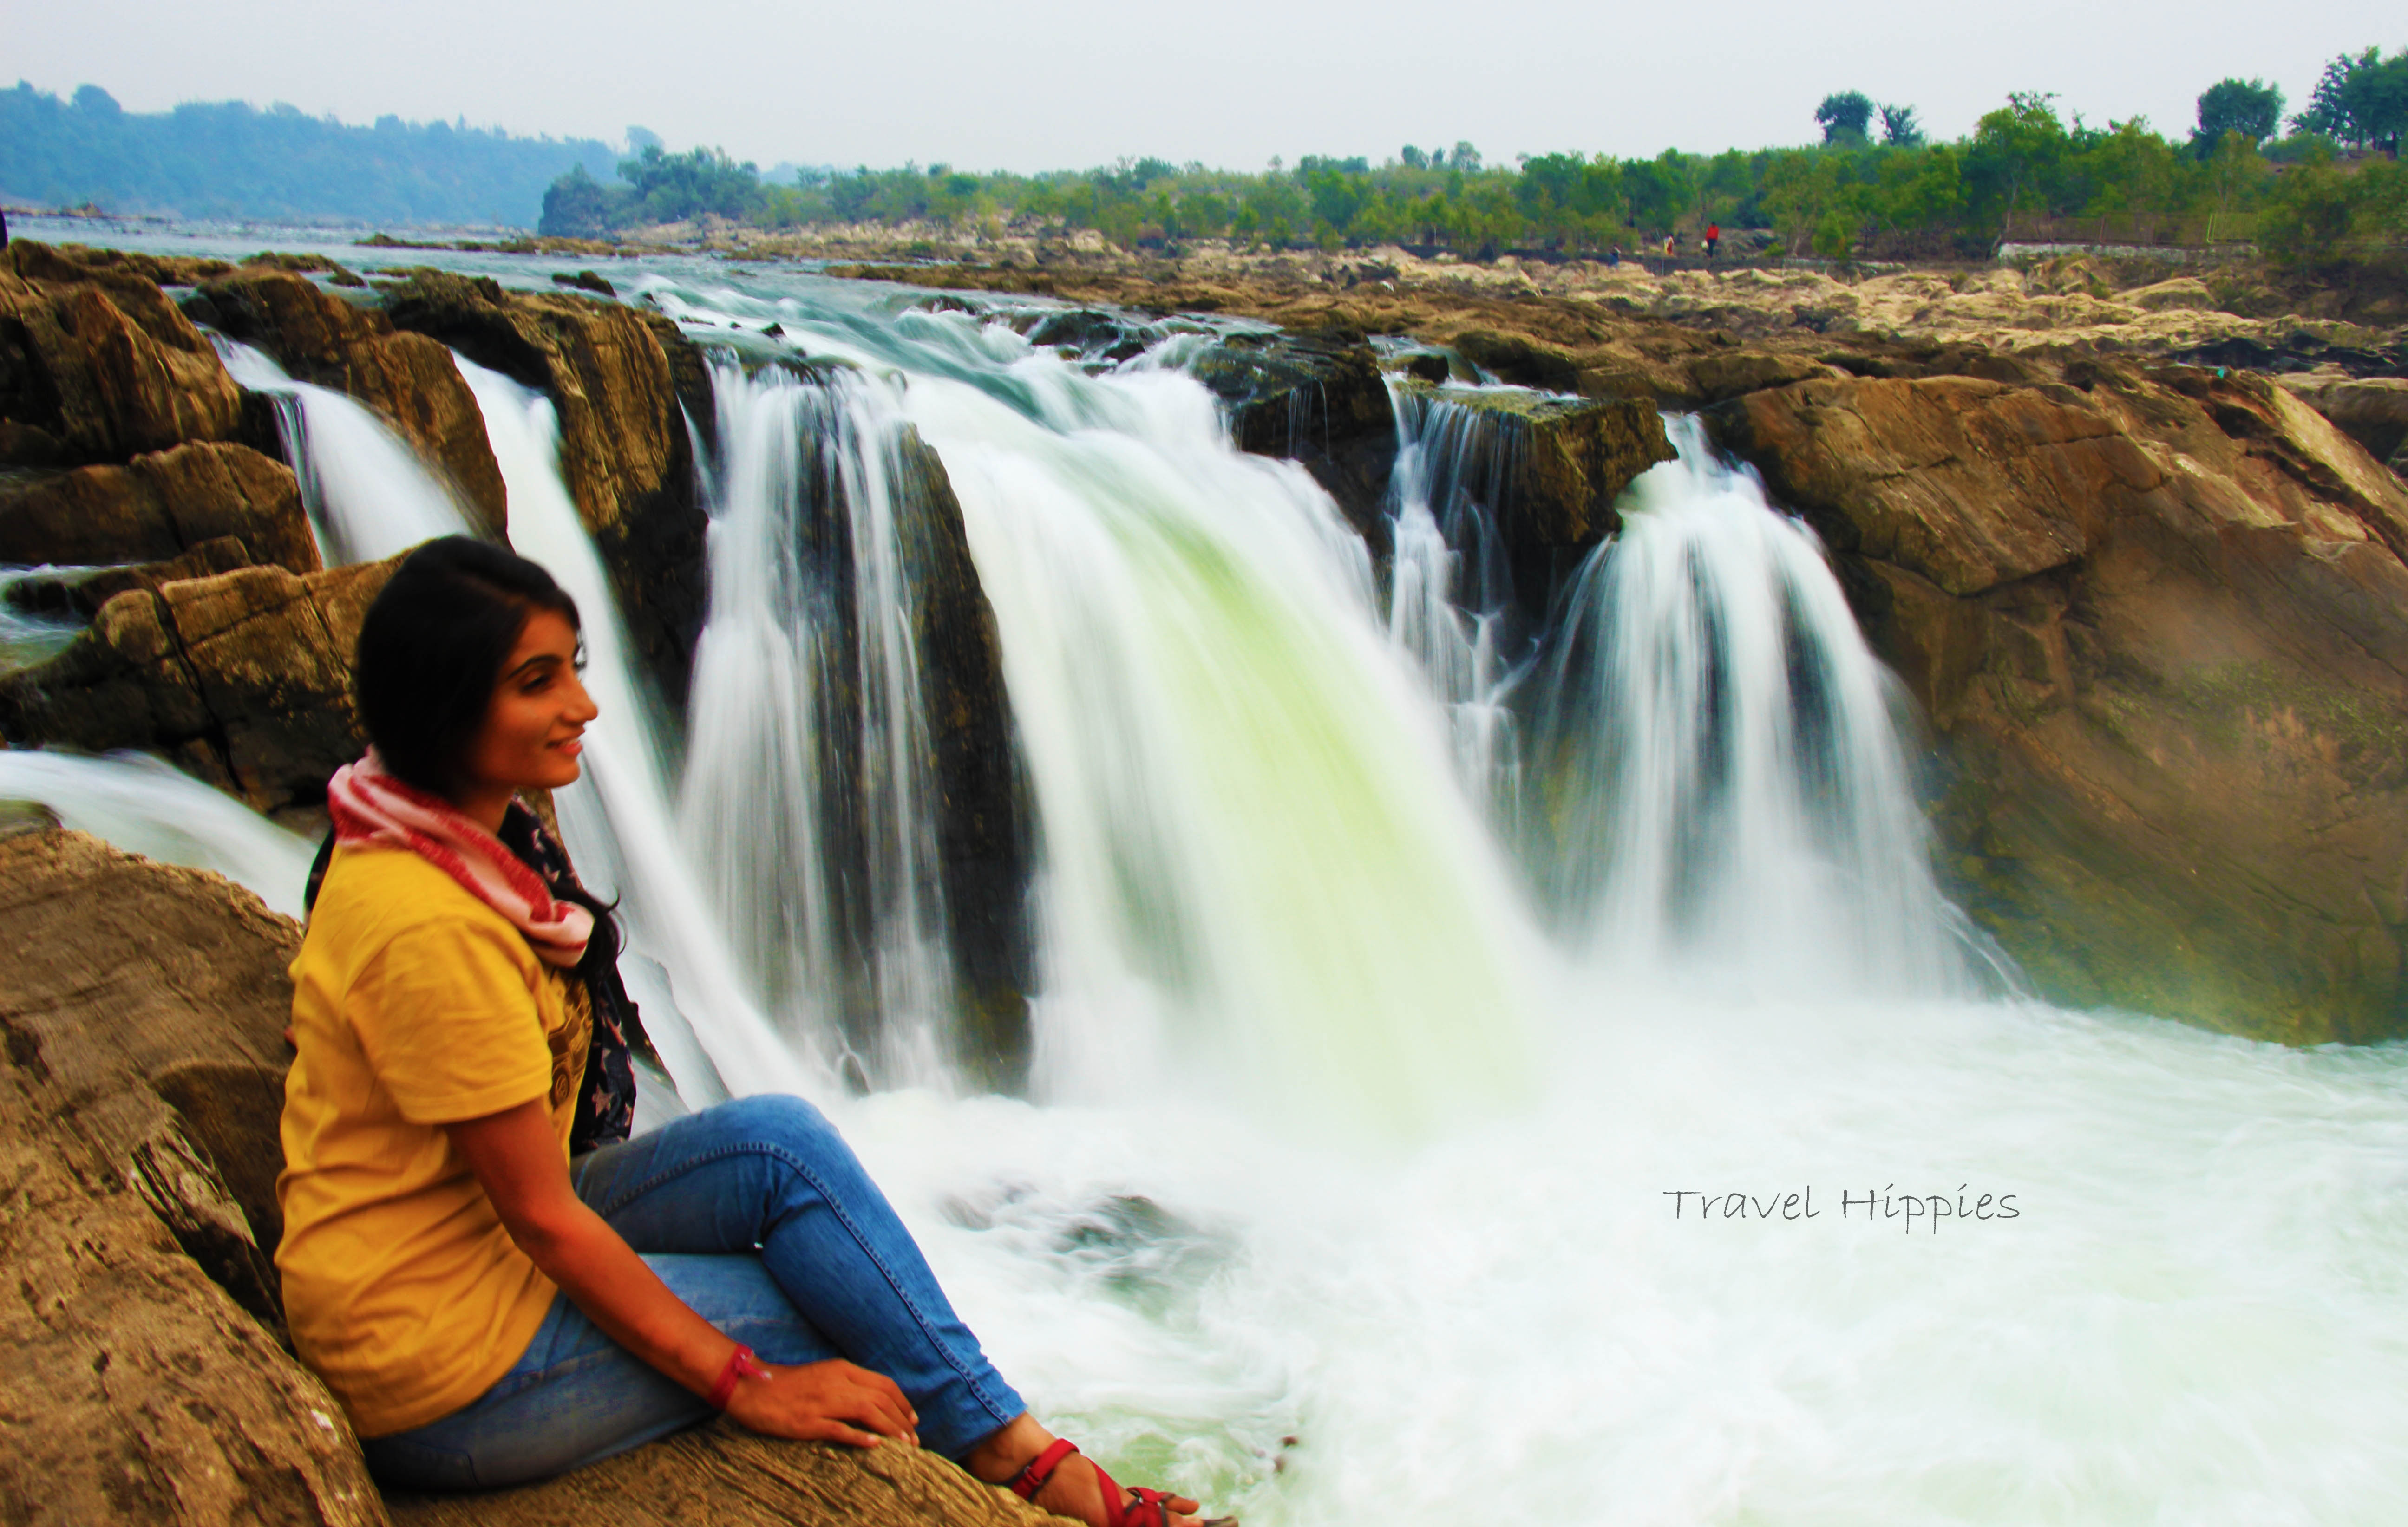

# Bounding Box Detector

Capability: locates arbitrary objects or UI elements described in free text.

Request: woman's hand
[447,1099,921,1450]
[723,1357,920,1449]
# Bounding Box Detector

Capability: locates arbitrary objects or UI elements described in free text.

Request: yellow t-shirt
[276,843,592,1438]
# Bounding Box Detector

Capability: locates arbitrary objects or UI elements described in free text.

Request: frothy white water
[1380,382,1534,812]
[898,353,1538,1137]
[1535,418,1970,998]
[0,749,316,916]
[454,355,819,1109]
[212,338,472,566]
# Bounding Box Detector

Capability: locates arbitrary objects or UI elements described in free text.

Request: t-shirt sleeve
[354,916,554,1126]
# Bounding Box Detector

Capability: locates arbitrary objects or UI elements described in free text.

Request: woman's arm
[446,1101,920,1448]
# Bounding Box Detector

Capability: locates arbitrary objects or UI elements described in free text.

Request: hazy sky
[11,0,2400,171]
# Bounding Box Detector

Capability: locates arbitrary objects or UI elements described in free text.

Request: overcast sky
[11,0,2400,172]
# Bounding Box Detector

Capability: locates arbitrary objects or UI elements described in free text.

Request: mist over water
[15,242,2408,1523]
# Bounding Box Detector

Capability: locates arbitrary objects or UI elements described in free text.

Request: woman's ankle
[965,1412,1055,1485]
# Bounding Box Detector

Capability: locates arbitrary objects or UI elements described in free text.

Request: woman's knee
[706,1093,851,1165]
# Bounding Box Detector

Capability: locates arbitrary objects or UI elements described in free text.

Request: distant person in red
[1705,222,1721,260]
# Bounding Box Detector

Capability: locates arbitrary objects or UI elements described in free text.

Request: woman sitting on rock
[278,535,1221,1527]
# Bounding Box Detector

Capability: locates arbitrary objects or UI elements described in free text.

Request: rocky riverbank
[7,225,2408,1514]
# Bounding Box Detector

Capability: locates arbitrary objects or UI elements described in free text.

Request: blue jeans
[360,1094,1027,1490]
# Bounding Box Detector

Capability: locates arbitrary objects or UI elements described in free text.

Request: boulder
[1684,349,1838,404]
[0,241,244,466]
[1709,362,2408,1043]
[377,270,711,708]
[0,440,319,575]
[4,535,255,620]
[0,829,1078,1527]
[1188,325,1396,539]
[193,269,507,537]
[1393,379,1675,602]
[2278,372,2408,475]
[0,557,397,815]
[1448,328,1584,392]
[0,830,385,1526]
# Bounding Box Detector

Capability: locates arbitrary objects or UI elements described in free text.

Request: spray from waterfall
[1532,418,1972,998]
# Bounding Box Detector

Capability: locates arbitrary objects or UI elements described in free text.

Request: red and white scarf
[327,751,594,969]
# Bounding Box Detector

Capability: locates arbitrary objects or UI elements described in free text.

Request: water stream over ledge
[7,236,2407,1525]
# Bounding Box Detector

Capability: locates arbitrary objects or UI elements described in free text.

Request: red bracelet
[707,1343,772,1410]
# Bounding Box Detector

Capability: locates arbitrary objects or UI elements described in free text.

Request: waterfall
[896,350,1539,1136]
[681,359,957,1090]
[1533,417,1970,997]
[1379,380,1533,815]
[210,338,472,565]
[453,356,821,1109]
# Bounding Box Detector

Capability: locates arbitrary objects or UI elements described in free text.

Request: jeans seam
[587,1137,1015,1429]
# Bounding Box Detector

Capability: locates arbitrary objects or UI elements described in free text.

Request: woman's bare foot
[966,1413,1206,1527]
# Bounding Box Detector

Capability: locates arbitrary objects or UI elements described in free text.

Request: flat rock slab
[387,1426,1077,1527]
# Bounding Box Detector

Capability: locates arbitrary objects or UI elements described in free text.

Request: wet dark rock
[551,269,617,297]
[3,535,254,620]
[1401,351,1451,384]
[0,440,318,575]
[1450,327,1583,391]
[1190,326,1396,540]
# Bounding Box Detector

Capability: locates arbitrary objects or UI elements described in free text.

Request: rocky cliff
[1709,359,2408,1042]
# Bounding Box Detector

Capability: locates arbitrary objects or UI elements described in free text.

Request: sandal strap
[1006,1437,1081,1502]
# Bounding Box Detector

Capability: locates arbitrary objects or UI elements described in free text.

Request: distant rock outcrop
[1710,360,2408,1042]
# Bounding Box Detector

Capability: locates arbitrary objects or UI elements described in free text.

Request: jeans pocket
[360,1431,481,1492]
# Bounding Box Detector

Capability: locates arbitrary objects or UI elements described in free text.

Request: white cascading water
[681,359,956,1088]
[0,749,318,917]
[212,338,475,564]
[1534,417,1970,997]
[20,254,2408,1524]
[1379,381,1526,813]
[452,354,820,1111]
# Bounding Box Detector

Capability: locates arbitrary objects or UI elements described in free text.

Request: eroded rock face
[888,428,1030,1088]
[193,269,508,537]
[1709,363,2408,1043]
[0,556,397,814]
[0,830,386,1527]
[2279,371,2408,476]
[377,269,710,707]
[0,241,244,465]
[0,439,318,575]
[1189,326,1397,538]
[1393,380,1676,608]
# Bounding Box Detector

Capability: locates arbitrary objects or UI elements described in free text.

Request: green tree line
[541,47,2408,268]
[1,82,616,226]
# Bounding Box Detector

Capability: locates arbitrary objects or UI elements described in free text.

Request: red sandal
[1004,1437,1235,1527]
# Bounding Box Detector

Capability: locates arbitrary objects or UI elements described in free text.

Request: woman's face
[461,608,597,800]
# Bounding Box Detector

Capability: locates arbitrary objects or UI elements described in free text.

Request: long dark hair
[348,535,622,976]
